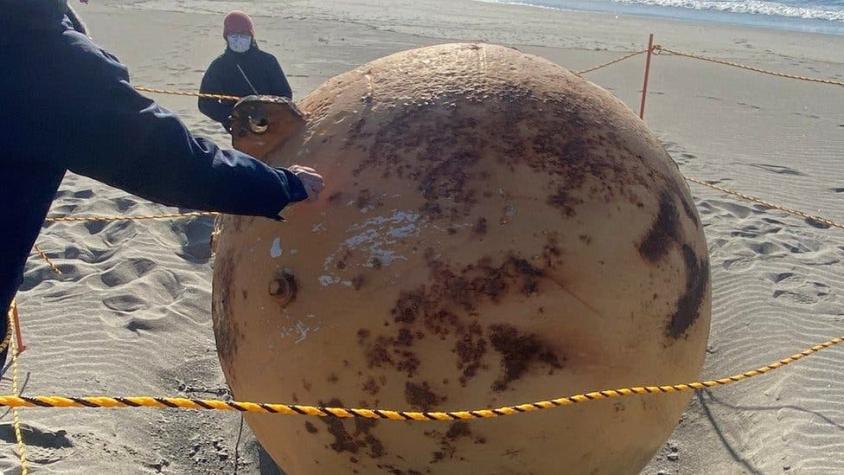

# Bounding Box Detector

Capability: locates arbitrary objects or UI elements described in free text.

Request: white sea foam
[611,0,844,22]
[477,0,844,23]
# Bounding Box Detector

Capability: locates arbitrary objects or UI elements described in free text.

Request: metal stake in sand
[640,33,654,119]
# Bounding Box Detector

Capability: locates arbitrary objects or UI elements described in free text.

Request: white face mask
[227,34,252,53]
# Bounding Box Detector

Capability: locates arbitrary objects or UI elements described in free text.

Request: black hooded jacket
[199,45,293,127]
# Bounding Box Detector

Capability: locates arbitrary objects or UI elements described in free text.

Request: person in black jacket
[199,11,294,130]
[0,0,324,363]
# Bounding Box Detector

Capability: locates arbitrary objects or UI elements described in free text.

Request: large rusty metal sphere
[212,43,710,475]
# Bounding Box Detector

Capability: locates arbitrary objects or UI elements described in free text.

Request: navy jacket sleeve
[268,55,293,99]
[60,34,307,218]
[198,61,235,126]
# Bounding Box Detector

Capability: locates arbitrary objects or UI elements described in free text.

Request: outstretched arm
[61,38,308,218]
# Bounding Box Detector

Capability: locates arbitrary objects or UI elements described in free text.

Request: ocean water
[123,0,844,35]
[479,0,844,34]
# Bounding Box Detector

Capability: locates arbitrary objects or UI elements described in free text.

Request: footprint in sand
[47,202,79,217]
[767,271,796,283]
[749,163,805,176]
[772,282,831,305]
[762,217,787,226]
[704,199,754,219]
[124,316,170,333]
[103,220,138,245]
[64,244,116,264]
[707,237,729,251]
[732,222,782,238]
[731,228,763,239]
[54,188,94,200]
[100,257,157,288]
[63,244,81,260]
[805,217,832,229]
[721,255,755,271]
[103,294,149,313]
[113,196,138,213]
[782,241,816,254]
[83,219,107,235]
[695,200,719,217]
[737,101,762,111]
[19,263,79,291]
[0,424,74,465]
[125,318,153,333]
[696,95,722,102]
[813,281,831,297]
[669,151,696,165]
[747,241,782,256]
[768,268,831,305]
[170,216,214,263]
[772,289,818,305]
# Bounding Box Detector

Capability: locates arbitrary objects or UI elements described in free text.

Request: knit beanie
[223,11,254,38]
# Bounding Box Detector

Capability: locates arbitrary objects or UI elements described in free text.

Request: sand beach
[1,1,842,473]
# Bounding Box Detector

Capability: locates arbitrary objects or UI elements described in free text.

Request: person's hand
[288,165,324,202]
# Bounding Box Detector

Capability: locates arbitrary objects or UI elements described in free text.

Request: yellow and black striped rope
[32,244,62,275]
[133,44,844,100]
[8,301,30,474]
[133,86,242,102]
[685,177,844,231]
[1,336,840,421]
[45,211,219,223]
[654,46,844,87]
[41,179,843,230]
[576,49,649,75]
